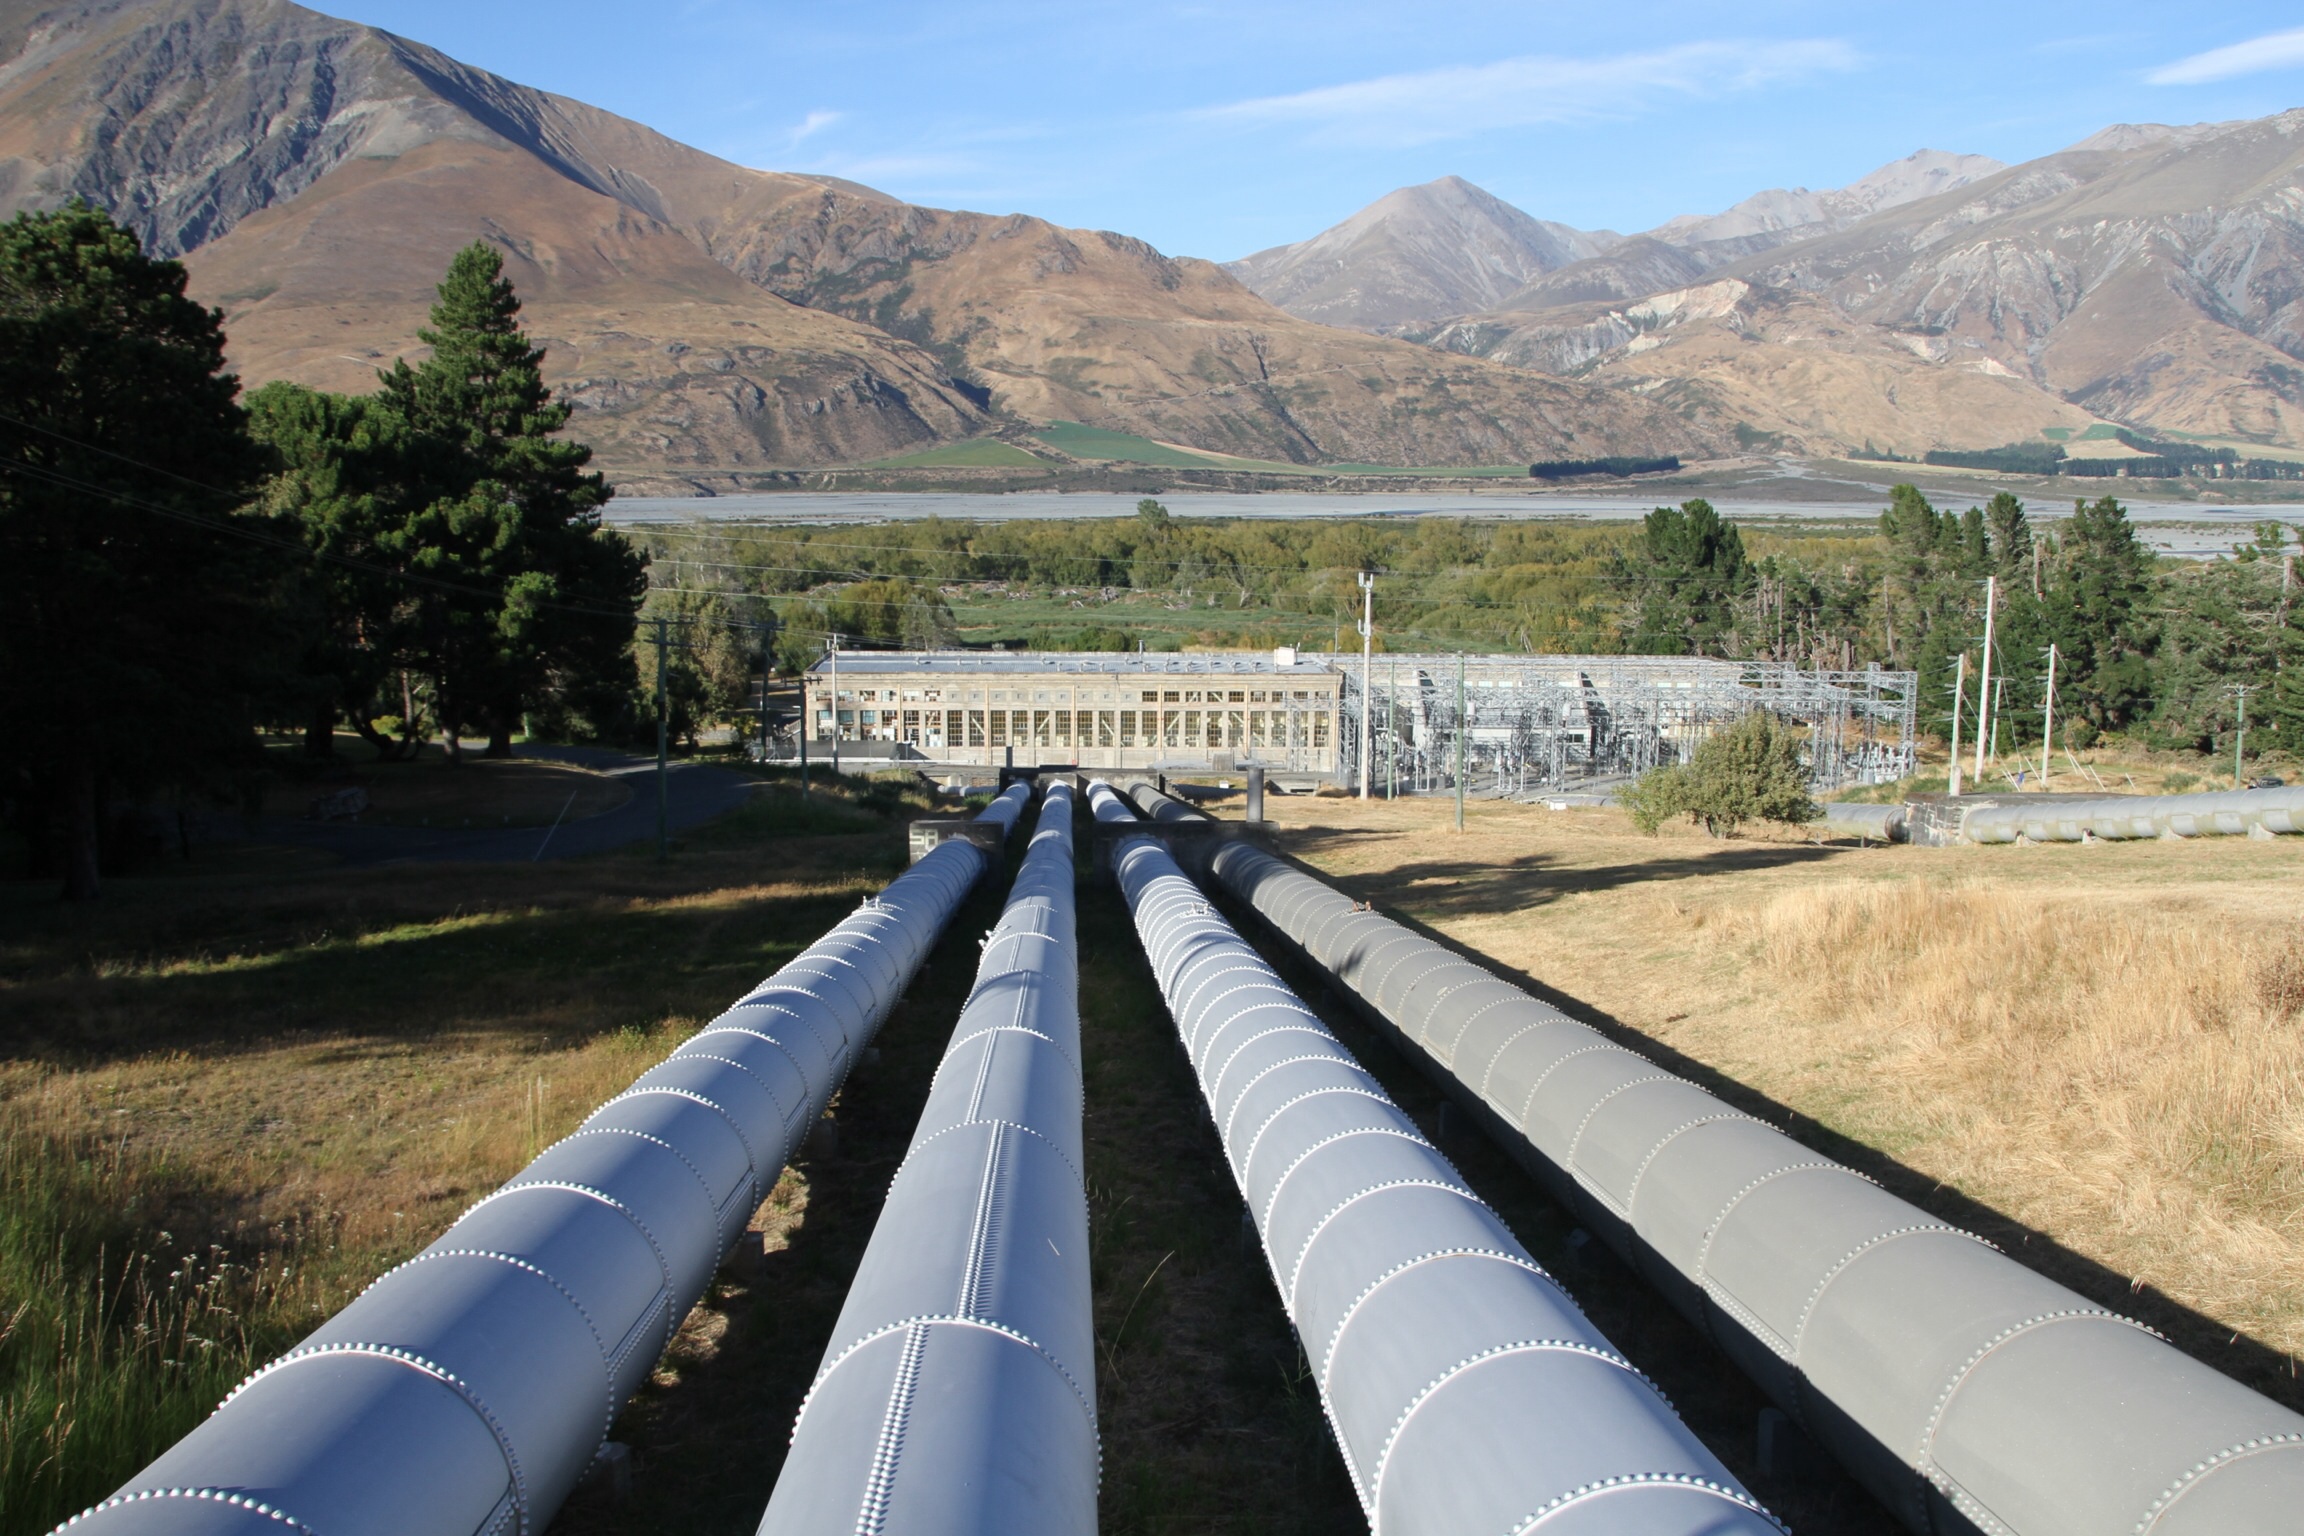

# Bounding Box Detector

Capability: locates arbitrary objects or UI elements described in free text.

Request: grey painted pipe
[56,784,1033,1536]
[760,783,1094,1536]
[1819,802,1905,841]
[1123,778,1206,823]
[1205,838,2304,1536]
[1093,781,1783,1536]
[1962,783,2304,843]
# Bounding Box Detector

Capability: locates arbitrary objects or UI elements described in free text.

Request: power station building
[801,649,1345,774]
[797,648,1918,791]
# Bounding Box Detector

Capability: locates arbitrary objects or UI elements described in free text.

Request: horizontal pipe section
[57,784,1033,1536]
[1819,803,1904,841]
[1093,781,1782,1536]
[1206,837,2304,1536]
[1122,779,1208,823]
[1962,784,2304,843]
[761,783,1094,1536]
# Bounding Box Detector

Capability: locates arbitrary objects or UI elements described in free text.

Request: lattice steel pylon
[1335,654,1917,800]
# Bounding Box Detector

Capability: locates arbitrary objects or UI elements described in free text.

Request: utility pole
[653,615,669,860]
[2041,642,2058,788]
[1357,570,1374,800]
[1973,575,1996,784]
[1454,652,1466,832]
[828,635,841,777]
[769,635,787,769]
[1949,652,1967,798]
[2279,556,2296,670]
[2233,684,2252,789]
[1990,675,2005,762]
[1378,659,1392,798]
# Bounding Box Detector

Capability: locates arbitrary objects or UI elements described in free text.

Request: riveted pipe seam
[58,1488,326,1533]
[1204,837,2304,1536]
[59,784,1033,1536]
[759,784,1095,1536]
[788,1314,1098,1431]
[1093,781,1783,1536]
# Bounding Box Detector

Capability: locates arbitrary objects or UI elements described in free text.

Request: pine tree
[377,243,644,757]
[0,204,285,897]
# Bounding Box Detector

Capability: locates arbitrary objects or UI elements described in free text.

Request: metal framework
[1335,655,1918,798]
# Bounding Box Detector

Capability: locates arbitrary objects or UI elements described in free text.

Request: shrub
[1623,710,1815,838]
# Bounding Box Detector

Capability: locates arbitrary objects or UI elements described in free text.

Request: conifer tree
[0,204,284,898]
[378,243,644,757]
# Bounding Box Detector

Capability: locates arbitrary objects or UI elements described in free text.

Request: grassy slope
[863,439,1056,469]
[1029,420,1526,477]
[1265,793,2304,1420]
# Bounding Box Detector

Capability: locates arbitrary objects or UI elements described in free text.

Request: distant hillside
[1229,152,2004,334]
[0,0,1716,483]
[1415,278,2097,459]
[1254,117,2304,452]
[1224,176,1617,333]
[1724,112,2304,446]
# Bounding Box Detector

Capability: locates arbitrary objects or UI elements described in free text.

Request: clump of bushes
[1621,710,1817,838]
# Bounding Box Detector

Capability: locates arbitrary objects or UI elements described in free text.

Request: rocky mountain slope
[1248,116,2304,452]
[1724,112,2304,446]
[1223,176,1617,333]
[1417,278,2096,458]
[0,0,1715,480]
[1230,152,2003,332]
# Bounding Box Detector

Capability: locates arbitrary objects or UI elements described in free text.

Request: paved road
[251,747,758,866]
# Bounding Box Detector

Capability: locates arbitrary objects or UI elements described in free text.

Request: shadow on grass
[0,837,919,1068]
[1282,826,1849,918]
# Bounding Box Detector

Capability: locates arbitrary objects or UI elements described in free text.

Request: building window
[1163,691,1180,703]
[1229,691,1246,703]
[967,711,985,747]
[1098,711,1116,748]
[1054,710,1072,747]
[1119,711,1137,747]
[990,712,1008,747]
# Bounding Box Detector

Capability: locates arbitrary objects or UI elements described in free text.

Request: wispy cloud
[1196,39,1861,146]
[787,109,844,146]
[2147,27,2304,85]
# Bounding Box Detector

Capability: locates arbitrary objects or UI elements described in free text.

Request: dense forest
[640,491,2303,761]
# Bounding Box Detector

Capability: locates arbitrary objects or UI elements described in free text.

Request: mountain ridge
[0,0,1718,482]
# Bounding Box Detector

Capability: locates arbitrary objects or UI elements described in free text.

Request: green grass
[1032,421,1282,471]
[1028,421,1532,478]
[864,439,1054,469]
[1318,462,1532,477]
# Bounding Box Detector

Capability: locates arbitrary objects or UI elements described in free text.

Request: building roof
[805,649,1341,678]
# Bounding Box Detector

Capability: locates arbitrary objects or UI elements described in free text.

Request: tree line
[649,491,2302,766]
[0,206,645,897]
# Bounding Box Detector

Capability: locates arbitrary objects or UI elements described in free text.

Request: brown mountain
[1275,116,2304,452]
[1417,278,2097,458]
[1222,176,1619,333]
[1726,113,2304,446]
[0,0,1714,481]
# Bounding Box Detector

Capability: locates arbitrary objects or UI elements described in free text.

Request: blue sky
[318,2,2304,260]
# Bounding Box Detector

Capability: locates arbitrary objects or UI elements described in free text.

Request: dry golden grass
[1265,791,2304,1396]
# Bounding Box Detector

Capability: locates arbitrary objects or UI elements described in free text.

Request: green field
[864,438,1054,469]
[1027,421,1528,477]
[1030,420,1281,470]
